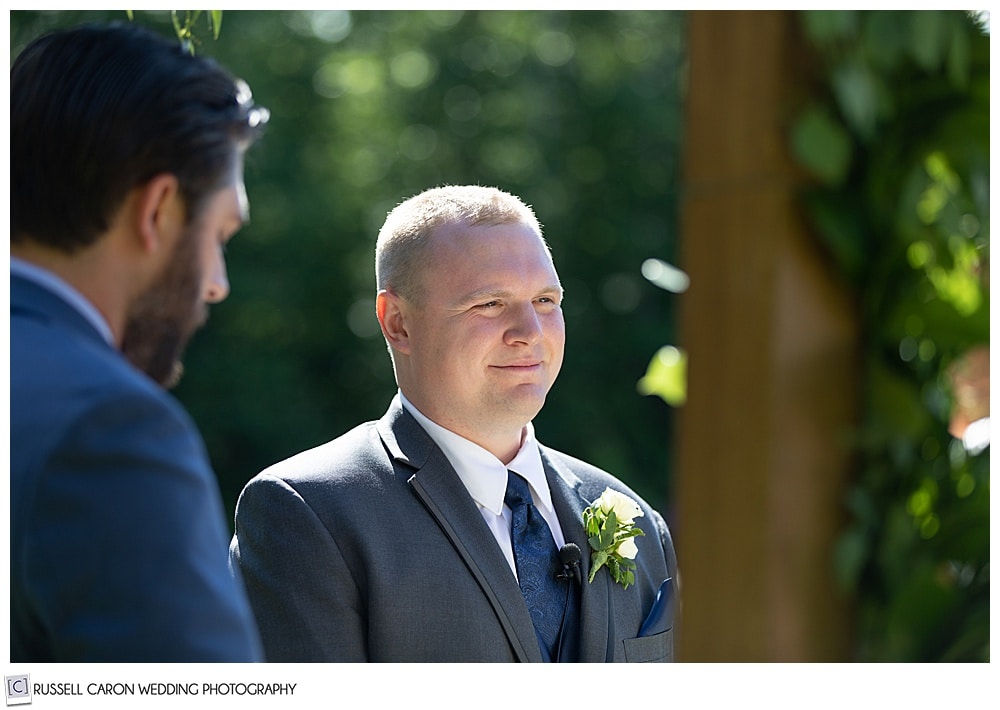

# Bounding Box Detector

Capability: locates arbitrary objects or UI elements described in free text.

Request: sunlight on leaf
[210,10,223,40]
[637,345,687,406]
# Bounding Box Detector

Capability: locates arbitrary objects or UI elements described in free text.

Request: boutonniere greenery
[583,487,645,590]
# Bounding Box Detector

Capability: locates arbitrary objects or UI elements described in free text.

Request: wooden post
[675,10,859,661]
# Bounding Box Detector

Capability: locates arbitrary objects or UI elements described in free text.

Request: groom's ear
[376,289,411,355]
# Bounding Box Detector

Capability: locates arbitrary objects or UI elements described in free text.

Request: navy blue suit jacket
[10,273,263,661]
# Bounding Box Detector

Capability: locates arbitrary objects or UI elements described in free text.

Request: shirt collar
[10,256,115,346]
[399,391,552,516]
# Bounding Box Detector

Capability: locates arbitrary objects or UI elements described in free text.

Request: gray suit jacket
[230,395,678,662]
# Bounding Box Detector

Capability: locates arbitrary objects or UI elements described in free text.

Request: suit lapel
[377,398,542,663]
[542,450,615,663]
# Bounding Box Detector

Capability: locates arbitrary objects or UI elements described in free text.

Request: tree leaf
[210,10,224,40]
[832,60,880,141]
[790,105,853,185]
[637,345,687,406]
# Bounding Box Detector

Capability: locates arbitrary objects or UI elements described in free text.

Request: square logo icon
[5,676,31,706]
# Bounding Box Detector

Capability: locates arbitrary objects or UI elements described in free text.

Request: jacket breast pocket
[622,629,673,662]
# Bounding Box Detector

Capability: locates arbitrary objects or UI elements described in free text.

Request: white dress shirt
[399,392,567,579]
[10,256,115,346]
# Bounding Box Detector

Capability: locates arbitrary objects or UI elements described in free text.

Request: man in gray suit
[230,185,679,662]
[10,22,267,661]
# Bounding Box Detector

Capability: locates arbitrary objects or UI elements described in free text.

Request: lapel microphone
[556,543,583,585]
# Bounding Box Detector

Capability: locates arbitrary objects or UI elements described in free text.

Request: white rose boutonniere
[583,487,645,589]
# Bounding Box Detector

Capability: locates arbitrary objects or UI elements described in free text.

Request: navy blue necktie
[505,471,568,661]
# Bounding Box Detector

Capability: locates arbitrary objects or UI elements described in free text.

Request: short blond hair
[375,185,544,302]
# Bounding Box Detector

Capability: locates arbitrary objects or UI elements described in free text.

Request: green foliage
[793,10,989,661]
[125,9,222,52]
[636,257,688,407]
[170,10,223,53]
[637,345,687,406]
[583,504,644,589]
[10,10,685,520]
[790,105,853,186]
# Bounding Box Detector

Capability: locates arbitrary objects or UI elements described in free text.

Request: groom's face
[399,220,566,440]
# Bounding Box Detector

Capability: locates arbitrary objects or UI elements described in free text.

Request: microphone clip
[556,543,583,586]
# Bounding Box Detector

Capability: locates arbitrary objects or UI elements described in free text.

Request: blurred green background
[9,10,686,519]
[788,10,989,662]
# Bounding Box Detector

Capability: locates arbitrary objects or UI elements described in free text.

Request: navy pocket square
[638,577,673,637]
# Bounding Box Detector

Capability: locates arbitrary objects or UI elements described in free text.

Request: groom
[230,185,679,662]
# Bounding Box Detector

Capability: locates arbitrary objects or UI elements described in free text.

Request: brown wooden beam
[675,10,859,661]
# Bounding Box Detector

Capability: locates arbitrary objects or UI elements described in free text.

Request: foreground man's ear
[135,173,183,255]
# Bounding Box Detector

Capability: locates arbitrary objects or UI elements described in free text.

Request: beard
[121,225,207,389]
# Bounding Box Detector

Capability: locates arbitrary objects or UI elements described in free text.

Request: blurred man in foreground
[10,22,268,661]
